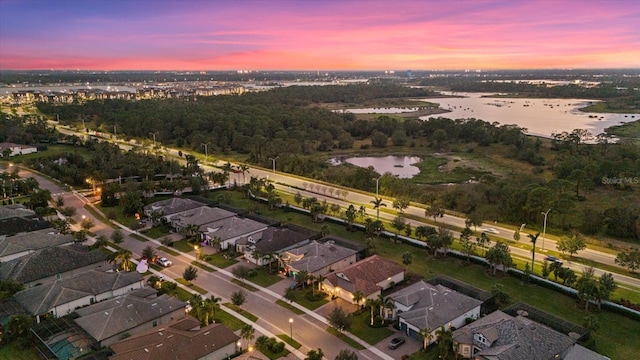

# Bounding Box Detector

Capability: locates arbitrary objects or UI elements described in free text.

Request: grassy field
[246,267,284,288]
[0,343,39,360]
[349,311,395,345]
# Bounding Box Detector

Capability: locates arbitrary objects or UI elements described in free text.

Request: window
[153,321,158,327]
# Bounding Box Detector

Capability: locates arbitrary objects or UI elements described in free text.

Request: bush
[305,291,326,302]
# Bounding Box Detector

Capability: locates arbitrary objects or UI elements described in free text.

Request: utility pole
[541,209,551,251]
[373,175,382,197]
[201,142,211,163]
[269,156,279,173]
[113,124,118,137]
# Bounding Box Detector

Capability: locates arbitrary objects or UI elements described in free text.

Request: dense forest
[24,83,640,241]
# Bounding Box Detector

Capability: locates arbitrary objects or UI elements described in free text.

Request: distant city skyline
[1,0,639,71]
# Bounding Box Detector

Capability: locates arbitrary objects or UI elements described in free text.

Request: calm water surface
[330,155,422,178]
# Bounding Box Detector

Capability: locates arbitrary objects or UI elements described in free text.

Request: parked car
[545,255,563,264]
[389,337,406,349]
[156,257,172,267]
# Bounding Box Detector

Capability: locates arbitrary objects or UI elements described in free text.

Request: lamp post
[194,245,200,264]
[236,340,242,353]
[373,175,382,197]
[541,209,551,251]
[201,142,210,163]
[289,318,293,341]
[149,132,159,147]
[269,156,279,174]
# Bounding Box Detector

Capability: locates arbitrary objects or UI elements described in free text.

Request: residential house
[143,198,207,224]
[0,142,37,157]
[241,225,317,265]
[170,206,236,234]
[74,289,187,347]
[386,280,482,343]
[0,228,75,262]
[452,310,609,360]
[0,243,107,287]
[323,255,405,305]
[200,216,268,250]
[13,266,144,323]
[0,204,49,236]
[282,240,357,277]
[108,317,240,360]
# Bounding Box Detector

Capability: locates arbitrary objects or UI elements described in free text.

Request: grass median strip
[175,278,208,294]
[214,307,247,331]
[326,327,365,350]
[192,261,215,272]
[276,334,302,349]
[275,300,304,315]
[231,278,258,292]
[158,246,180,256]
[130,233,149,242]
[223,303,258,322]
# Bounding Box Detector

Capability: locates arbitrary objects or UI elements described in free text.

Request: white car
[481,228,500,234]
[156,257,172,267]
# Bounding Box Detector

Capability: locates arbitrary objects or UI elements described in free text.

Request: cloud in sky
[1,0,638,70]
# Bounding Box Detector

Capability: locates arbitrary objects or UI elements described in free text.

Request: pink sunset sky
[0,0,638,71]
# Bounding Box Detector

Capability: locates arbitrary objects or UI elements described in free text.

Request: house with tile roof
[0,243,107,287]
[283,240,358,277]
[386,280,482,343]
[108,317,240,360]
[13,266,144,323]
[240,225,318,265]
[74,289,187,347]
[170,206,236,234]
[200,215,268,251]
[0,228,75,262]
[452,310,609,360]
[143,197,207,223]
[323,255,405,305]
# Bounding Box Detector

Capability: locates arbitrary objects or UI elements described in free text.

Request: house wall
[218,228,266,250]
[456,343,473,359]
[53,295,94,317]
[99,307,186,347]
[306,254,357,276]
[199,342,238,360]
[376,271,405,290]
[399,305,481,343]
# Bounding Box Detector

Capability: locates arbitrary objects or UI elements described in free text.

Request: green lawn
[247,267,284,287]
[83,204,116,228]
[158,246,180,256]
[275,300,305,315]
[192,261,215,272]
[257,347,290,360]
[141,225,172,239]
[231,278,259,292]
[349,311,395,345]
[276,334,302,349]
[129,233,148,242]
[175,278,208,294]
[291,289,330,310]
[326,327,366,350]
[203,252,238,268]
[224,303,259,322]
[214,307,247,331]
[173,239,196,253]
[0,343,39,360]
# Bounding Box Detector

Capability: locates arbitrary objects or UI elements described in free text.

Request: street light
[149,132,159,147]
[194,245,200,263]
[269,156,279,174]
[236,340,242,352]
[541,209,551,251]
[372,175,382,197]
[201,142,210,163]
[289,318,293,340]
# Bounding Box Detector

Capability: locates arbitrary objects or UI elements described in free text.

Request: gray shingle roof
[452,310,577,360]
[253,226,316,253]
[0,228,74,259]
[286,241,357,274]
[0,204,36,221]
[392,280,482,330]
[74,290,186,342]
[0,243,106,283]
[143,198,206,216]
[108,317,240,360]
[171,206,236,227]
[201,216,267,241]
[13,268,143,315]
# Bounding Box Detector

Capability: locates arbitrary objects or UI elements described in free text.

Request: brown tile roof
[109,317,240,360]
[325,255,404,296]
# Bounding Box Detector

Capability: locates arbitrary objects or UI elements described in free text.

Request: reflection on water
[420,92,638,138]
[340,107,420,114]
[330,155,422,178]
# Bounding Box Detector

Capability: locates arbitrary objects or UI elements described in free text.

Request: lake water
[419,92,639,138]
[340,107,420,114]
[329,155,422,178]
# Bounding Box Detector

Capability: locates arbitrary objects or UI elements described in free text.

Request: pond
[329,155,422,178]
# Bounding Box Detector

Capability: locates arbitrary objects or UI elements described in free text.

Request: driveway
[315,297,359,317]
[375,332,423,359]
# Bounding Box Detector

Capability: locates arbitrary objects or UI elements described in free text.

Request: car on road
[545,255,563,264]
[389,337,406,349]
[481,227,500,234]
[156,257,172,267]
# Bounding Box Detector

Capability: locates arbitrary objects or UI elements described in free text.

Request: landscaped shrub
[304,290,327,302]
[271,341,285,353]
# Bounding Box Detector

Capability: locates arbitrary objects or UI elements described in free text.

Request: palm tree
[182,223,200,241]
[345,205,357,231]
[370,197,386,220]
[436,326,453,359]
[240,324,255,348]
[115,250,133,272]
[222,162,233,187]
[420,327,434,349]
[402,251,412,271]
[352,290,365,307]
[528,232,540,272]
[365,298,381,326]
[238,164,250,184]
[208,295,222,319]
[316,274,325,293]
